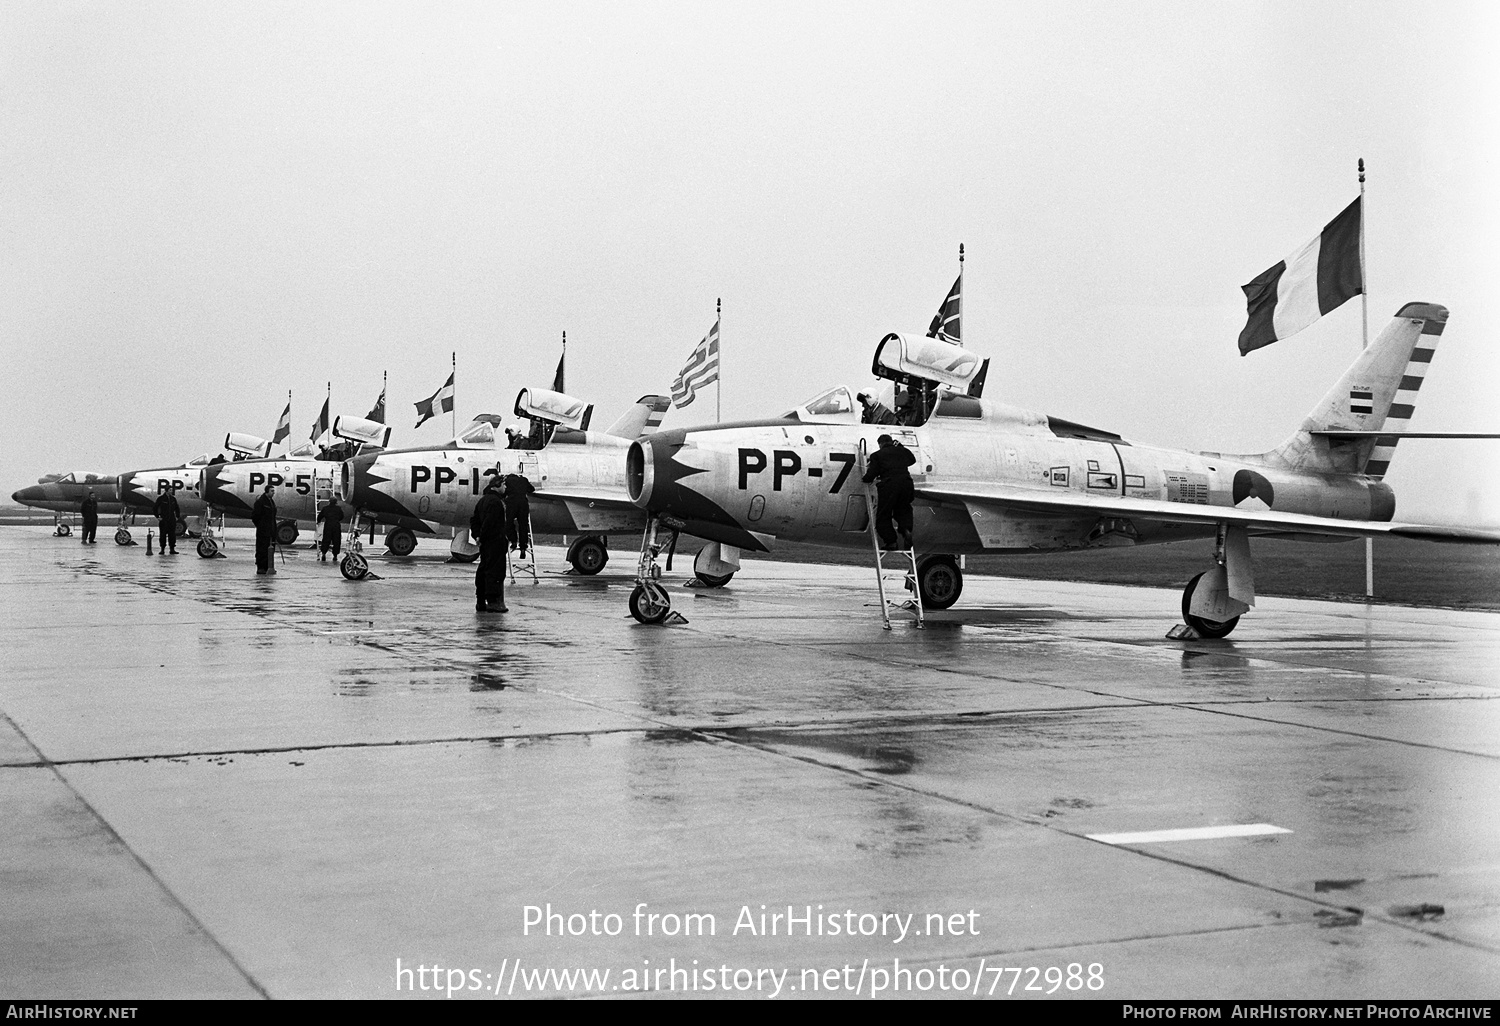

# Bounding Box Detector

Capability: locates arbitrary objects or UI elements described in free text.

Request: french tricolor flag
[1237,197,1363,355]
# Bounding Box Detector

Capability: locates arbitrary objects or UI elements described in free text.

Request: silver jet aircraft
[339,392,683,580]
[624,302,1498,633]
[11,472,124,535]
[194,420,386,556]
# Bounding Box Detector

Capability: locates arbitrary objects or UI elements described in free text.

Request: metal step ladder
[508,510,538,584]
[858,438,924,630]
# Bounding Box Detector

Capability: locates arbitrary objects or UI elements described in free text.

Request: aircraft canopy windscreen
[457,421,497,447]
[782,386,859,422]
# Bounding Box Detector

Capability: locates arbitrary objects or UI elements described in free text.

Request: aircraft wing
[917,481,1500,545]
[530,485,646,533]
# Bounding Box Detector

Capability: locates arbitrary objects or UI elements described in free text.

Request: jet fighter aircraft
[194,420,386,557]
[625,302,1498,633]
[11,472,124,535]
[340,392,682,580]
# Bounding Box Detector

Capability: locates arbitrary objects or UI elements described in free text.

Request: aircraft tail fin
[603,395,672,438]
[1260,303,1447,477]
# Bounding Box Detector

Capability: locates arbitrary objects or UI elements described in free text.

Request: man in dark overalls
[252,483,278,575]
[317,499,345,562]
[152,487,181,555]
[503,473,535,558]
[861,433,916,551]
[80,488,99,544]
[470,477,509,612]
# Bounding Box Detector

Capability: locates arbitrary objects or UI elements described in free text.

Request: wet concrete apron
[2,527,1497,998]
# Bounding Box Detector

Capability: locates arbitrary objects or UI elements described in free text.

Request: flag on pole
[272,401,291,445]
[928,274,962,343]
[414,372,455,428]
[309,396,330,444]
[366,385,386,424]
[552,351,565,394]
[1238,197,1363,355]
[671,319,720,409]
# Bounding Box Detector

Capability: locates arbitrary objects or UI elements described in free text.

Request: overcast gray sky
[3,1,1496,524]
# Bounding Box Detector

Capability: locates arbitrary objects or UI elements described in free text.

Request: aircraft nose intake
[627,441,653,507]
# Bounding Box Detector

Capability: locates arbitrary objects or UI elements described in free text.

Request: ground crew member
[317,499,345,562]
[503,473,535,558]
[861,433,916,551]
[470,477,509,612]
[152,488,181,555]
[80,488,98,544]
[252,483,278,575]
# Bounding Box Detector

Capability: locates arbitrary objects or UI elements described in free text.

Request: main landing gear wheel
[629,582,671,624]
[449,550,479,563]
[340,552,370,581]
[569,537,608,575]
[275,521,299,546]
[115,527,132,546]
[1182,572,1240,639]
[385,527,417,557]
[695,571,733,588]
[915,555,963,610]
[197,537,219,558]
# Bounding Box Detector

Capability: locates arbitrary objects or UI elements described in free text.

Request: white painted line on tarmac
[1087,823,1292,845]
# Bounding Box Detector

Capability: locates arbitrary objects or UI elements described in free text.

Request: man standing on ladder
[862,433,916,550]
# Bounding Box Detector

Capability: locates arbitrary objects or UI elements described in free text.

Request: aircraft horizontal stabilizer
[918,481,1500,545]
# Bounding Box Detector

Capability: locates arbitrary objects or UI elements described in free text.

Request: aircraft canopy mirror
[514,387,594,431]
[457,421,497,446]
[333,415,393,449]
[871,332,990,398]
[224,433,273,459]
[782,386,861,423]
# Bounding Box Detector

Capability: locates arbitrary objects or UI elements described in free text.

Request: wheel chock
[1166,623,1203,640]
[661,611,689,625]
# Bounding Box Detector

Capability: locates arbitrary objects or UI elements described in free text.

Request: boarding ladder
[858,438,924,630]
[508,509,538,584]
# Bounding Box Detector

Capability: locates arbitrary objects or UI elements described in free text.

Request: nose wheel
[340,552,370,580]
[629,581,672,624]
[628,514,683,624]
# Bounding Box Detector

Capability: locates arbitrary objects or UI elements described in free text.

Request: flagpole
[716,297,722,425]
[326,381,331,447]
[451,351,457,437]
[1358,159,1375,600]
[286,389,292,455]
[957,243,964,347]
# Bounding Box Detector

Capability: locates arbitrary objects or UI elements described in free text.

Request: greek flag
[671,320,720,409]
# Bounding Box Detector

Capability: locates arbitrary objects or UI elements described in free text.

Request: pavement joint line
[1170,702,1500,761]
[700,728,1500,959]
[0,710,272,999]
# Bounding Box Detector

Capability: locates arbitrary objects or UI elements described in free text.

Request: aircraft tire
[276,521,299,547]
[629,583,671,624]
[197,537,219,559]
[696,571,733,588]
[386,528,418,557]
[340,553,370,581]
[1181,572,1240,639]
[915,555,964,610]
[177,518,189,537]
[448,551,479,564]
[56,524,72,537]
[569,537,608,576]
[115,528,131,546]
